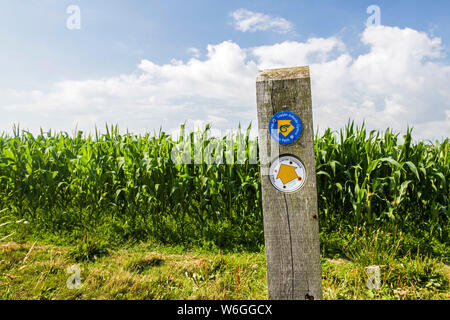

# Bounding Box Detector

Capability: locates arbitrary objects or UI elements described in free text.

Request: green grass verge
[1,240,448,300]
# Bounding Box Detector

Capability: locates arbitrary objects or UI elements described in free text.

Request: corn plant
[0,122,447,249]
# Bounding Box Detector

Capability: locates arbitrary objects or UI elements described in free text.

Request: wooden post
[256,66,322,300]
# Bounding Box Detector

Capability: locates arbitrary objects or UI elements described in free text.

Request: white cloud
[230,8,293,34]
[311,26,450,140]
[0,41,258,135]
[253,37,346,68]
[0,25,449,141]
[187,47,201,58]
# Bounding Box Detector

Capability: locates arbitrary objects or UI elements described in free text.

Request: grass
[1,240,448,300]
[0,241,267,300]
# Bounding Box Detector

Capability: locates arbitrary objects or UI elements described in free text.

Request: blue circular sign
[269,110,302,144]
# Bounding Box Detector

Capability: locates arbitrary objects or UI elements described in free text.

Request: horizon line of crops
[0,122,448,250]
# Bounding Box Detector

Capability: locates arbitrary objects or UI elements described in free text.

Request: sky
[1,0,449,140]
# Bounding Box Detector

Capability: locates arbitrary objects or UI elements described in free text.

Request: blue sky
[1,1,449,139]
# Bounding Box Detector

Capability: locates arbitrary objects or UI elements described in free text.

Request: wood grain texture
[256,66,322,300]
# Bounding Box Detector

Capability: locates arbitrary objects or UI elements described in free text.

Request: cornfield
[0,123,448,249]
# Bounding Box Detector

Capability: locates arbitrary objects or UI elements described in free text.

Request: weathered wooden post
[256,66,322,300]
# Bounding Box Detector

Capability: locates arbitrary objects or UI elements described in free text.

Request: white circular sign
[269,155,306,193]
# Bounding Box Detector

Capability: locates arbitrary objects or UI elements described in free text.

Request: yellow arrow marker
[277,120,295,137]
[276,164,299,184]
